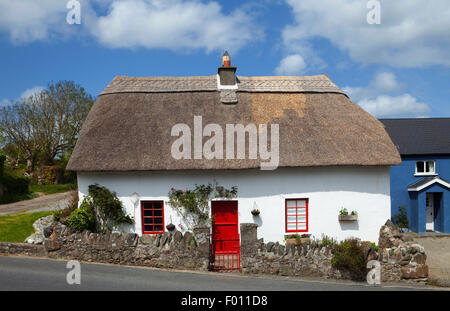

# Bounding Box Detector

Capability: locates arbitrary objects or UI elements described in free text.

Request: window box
[338,215,358,221]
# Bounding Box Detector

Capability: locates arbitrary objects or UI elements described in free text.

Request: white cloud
[0,0,262,53]
[0,0,75,43]
[274,54,307,75]
[343,72,430,118]
[0,98,10,107]
[358,94,430,118]
[343,72,403,101]
[283,0,450,67]
[19,86,45,100]
[0,86,45,108]
[91,0,262,52]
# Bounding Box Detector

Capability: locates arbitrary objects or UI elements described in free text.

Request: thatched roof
[67,74,400,172]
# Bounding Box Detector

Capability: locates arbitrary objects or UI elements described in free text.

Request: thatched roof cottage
[68,53,400,264]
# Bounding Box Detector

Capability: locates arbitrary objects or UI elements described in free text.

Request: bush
[66,205,95,232]
[0,153,6,177]
[392,206,409,228]
[2,170,30,195]
[331,239,367,281]
[53,191,78,222]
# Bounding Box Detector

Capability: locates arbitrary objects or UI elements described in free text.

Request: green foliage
[0,165,31,203]
[392,206,409,228]
[53,191,78,222]
[339,208,348,215]
[0,153,6,177]
[370,242,379,252]
[31,183,76,195]
[168,182,238,230]
[320,234,337,247]
[66,205,95,232]
[331,239,367,281]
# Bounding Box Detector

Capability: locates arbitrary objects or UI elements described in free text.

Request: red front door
[211,200,240,270]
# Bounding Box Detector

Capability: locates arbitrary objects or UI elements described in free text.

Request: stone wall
[0,219,428,283]
[0,222,211,271]
[239,221,429,282]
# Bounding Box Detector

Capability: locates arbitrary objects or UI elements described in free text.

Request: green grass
[0,211,53,242]
[30,183,76,195]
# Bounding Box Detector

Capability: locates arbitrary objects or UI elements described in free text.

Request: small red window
[141,201,165,234]
[285,199,308,233]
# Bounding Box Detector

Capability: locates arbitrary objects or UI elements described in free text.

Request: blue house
[380,118,450,233]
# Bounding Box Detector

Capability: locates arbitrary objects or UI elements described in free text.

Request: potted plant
[166,223,175,231]
[284,234,311,245]
[251,208,260,216]
[338,208,358,221]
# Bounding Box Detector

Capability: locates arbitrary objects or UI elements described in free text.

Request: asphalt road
[0,256,439,291]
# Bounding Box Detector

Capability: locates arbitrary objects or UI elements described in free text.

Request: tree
[33,81,94,165]
[0,101,41,171]
[0,81,94,172]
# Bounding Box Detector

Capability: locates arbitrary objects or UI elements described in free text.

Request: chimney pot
[218,51,236,86]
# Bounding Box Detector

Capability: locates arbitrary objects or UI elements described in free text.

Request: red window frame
[285,198,308,233]
[141,201,165,234]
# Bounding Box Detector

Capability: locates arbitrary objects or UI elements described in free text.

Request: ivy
[168,181,237,230]
[79,184,134,233]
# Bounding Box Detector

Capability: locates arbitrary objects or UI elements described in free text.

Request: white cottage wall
[77,166,391,243]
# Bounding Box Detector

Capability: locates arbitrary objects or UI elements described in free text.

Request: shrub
[331,239,367,281]
[392,206,409,228]
[2,170,30,195]
[66,206,95,232]
[0,153,6,177]
[53,191,79,222]
[321,234,337,247]
[87,184,134,232]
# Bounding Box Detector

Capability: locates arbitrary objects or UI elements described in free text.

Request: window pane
[154,225,163,232]
[297,200,306,207]
[287,223,297,230]
[287,216,297,222]
[143,210,153,217]
[286,208,297,215]
[154,209,163,216]
[144,225,153,232]
[298,223,307,230]
[298,208,307,215]
[154,202,162,209]
[144,217,154,224]
[286,200,296,208]
[297,216,307,222]
[426,161,435,173]
[416,161,424,173]
[154,217,163,224]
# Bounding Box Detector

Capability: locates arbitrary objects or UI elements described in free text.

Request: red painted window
[141,201,165,234]
[285,199,308,232]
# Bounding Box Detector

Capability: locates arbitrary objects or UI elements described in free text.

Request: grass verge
[0,211,53,242]
[30,183,76,195]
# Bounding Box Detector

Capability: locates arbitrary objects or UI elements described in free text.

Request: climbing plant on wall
[168,181,237,230]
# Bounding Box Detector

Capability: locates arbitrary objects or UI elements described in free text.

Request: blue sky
[0,0,449,118]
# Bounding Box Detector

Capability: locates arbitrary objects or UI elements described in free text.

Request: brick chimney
[218,51,237,86]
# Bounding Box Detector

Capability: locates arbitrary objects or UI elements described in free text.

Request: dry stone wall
[0,219,428,283]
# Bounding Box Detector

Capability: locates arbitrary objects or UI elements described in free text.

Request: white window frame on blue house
[415,160,437,176]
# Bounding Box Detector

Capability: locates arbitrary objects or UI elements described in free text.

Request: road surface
[0,256,439,291]
[0,191,75,215]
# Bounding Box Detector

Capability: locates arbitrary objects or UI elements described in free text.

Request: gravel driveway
[0,191,76,216]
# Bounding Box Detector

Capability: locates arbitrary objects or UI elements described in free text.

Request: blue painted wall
[390,155,450,233]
